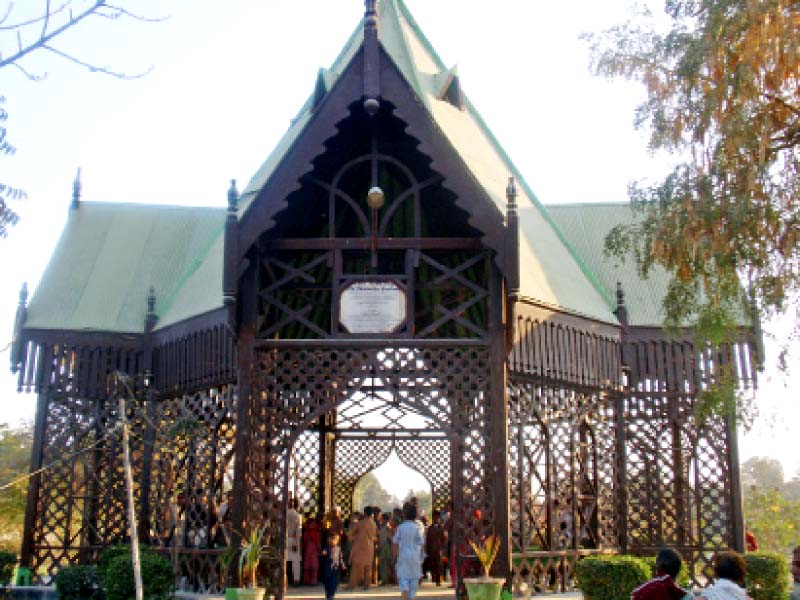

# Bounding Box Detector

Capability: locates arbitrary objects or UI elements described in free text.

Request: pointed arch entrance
[239,344,497,591]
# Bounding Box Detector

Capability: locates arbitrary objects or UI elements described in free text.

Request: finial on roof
[227,179,239,211]
[145,286,158,332]
[363,0,381,115]
[71,168,81,210]
[11,282,29,375]
[614,281,629,327]
[506,176,517,210]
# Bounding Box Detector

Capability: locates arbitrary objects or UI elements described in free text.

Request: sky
[0,0,798,496]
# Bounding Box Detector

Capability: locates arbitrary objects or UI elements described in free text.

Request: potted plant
[228,526,270,600]
[463,534,505,600]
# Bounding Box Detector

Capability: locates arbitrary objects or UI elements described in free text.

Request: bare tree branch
[10,61,44,80]
[0,0,70,31]
[41,0,52,42]
[41,43,152,79]
[0,3,14,27]
[0,0,105,70]
[100,5,170,23]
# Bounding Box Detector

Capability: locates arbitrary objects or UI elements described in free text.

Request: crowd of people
[287,497,451,600]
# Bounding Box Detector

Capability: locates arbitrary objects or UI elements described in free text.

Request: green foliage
[575,555,651,600]
[468,535,501,578]
[103,551,173,600]
[744,552,790,600]
[352,472,395,512]
[744,486,800,557]
[0,550,16,585]
[641,555,691,588]
[0,421,33,551]
[54,565,102,600]
[239,526,269,588]
[96,545,132,584]
[586,0,800,391]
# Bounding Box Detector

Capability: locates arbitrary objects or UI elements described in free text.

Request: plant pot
[229,587,265,600]
[463,577,505,600]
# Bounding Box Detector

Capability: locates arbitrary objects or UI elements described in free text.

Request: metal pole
[118,386,143,600]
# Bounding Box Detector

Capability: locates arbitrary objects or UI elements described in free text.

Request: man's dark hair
[289,498,299,510]
[714,551,747,585]
[364,506,373,517]
[403,503,418,521]
[655,548,682,578]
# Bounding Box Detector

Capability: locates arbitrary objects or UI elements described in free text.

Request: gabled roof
[25,203,225,333]
[238,0,619,325]
[545,202,752,328]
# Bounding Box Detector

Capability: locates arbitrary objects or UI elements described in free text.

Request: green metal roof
[544,202,750,328]
[26,203,225,333]
[238,0,619,325]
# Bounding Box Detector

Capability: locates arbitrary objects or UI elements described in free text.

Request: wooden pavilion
[10,1,758,596]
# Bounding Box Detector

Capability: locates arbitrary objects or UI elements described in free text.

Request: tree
[743,485,800,557]
[0,1,163,237]
[352,472,395,512]
[741,456,785,490]
[585,1,800,381]
[0,421,33,551]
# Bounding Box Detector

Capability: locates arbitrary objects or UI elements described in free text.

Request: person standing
[348,508,377,590]
[377,513,394,585]
[394,503,424,600]
[321,531,344,600]
[286,498,303,585]
[303,514,322,585]
[425,511,447,586]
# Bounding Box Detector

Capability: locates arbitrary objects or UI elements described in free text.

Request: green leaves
[589,0,800,421]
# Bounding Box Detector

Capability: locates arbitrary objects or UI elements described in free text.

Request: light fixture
[367,186,385,209]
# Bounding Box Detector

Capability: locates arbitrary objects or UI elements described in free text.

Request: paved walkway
[281,583,582,599]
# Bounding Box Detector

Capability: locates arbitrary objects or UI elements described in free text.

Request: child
[321,531,343,600]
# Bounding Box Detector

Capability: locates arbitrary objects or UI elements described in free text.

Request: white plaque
[340,281,406,334]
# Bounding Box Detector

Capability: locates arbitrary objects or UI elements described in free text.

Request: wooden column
[231,262,257,539]
[726,408,745,552]
[488,262,511,582]
[138,288,158,543]
[20,388,49,568]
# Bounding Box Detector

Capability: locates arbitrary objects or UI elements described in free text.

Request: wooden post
[231,262,257,542]
[488,262,511,584]
[20,389,49,569]
[726,404,745,552]
[138,288,158,543]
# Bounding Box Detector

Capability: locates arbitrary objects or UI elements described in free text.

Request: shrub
[95,546,131,584]
[103,552,173,600]
[575,555,651,600]
[744,552,790,600]
[641,555,692,587]
[0,551,16,586]
[54,565,102,600]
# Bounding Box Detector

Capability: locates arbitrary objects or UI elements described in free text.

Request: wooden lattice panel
[333,439,393,515]
[250,344,492,591]
[507,377,618,593]
[29,392,146,577]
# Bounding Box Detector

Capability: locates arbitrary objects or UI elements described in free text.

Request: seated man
[697,551,751,600]
[631,548,692,600]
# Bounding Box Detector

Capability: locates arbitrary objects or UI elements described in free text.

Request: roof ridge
[76,200,226,211]
[461,94,616,312]
[545,201,631,208]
